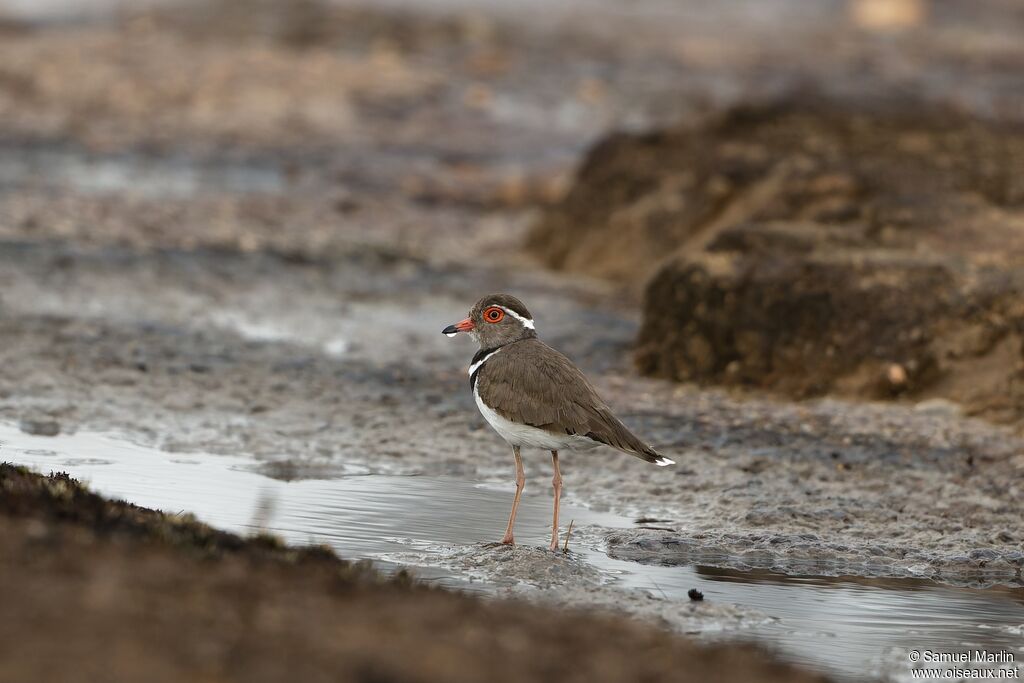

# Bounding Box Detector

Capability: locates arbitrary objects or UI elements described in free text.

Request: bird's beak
[442,318,474,337]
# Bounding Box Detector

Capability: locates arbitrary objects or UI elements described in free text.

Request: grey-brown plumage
[475,338,666,464]
[442,293,673,550]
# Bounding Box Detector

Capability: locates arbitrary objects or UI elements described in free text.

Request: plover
[443,293,674,551]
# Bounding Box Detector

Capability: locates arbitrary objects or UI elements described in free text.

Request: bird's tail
[631,446,675,467]
[587,409,675,467]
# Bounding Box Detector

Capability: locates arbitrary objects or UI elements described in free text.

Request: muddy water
[2,424,1022,682]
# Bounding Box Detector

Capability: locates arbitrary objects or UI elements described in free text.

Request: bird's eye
[484,307,504,323]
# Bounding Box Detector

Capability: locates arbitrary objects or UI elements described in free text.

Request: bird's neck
[473,331,536,357]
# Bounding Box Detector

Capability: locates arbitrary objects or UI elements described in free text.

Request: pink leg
[549,450,562,552]
[500,446,525,545]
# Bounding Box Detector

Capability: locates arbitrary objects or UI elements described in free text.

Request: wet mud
[1,1,1023,682]
[2,464,837,683]
[4,427,1023,683]
[4,236,1022,589]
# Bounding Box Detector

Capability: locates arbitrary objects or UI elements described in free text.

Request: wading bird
[443,294,674,551]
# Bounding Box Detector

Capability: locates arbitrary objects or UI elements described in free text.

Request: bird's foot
[499,535,515,546]
[548,538,560,552]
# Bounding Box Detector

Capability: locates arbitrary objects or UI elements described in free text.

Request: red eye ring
[483,306,505,323]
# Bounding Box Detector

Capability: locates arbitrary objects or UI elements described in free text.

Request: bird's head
[442,293,537,349]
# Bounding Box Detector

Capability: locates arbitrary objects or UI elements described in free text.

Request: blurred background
[0,0,1021,427]
[1,2,1023,682]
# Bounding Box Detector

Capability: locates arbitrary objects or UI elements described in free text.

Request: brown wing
[476,339,666,463]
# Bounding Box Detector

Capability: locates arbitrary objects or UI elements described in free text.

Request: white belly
[473,386,598,452]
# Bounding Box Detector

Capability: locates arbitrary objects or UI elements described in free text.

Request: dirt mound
[528,99,1024,421]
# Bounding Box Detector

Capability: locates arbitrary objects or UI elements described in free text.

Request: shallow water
[1,423,1021,682]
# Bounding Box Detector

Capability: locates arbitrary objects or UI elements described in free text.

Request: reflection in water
[1,423,1022,683]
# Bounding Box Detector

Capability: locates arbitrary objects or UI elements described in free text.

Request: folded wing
[476,340,670,464]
